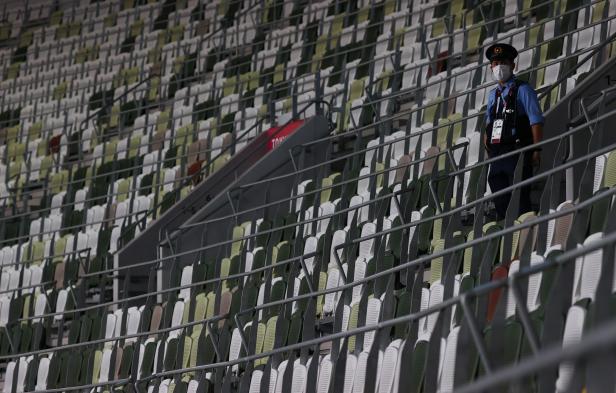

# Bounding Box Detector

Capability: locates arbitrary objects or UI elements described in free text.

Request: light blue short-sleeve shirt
[485,77,544,126]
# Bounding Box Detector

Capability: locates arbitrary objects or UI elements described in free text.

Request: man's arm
[531,123,543,145]
[531,123,543,166]
[519,85,544,165]
[484,90,496,152]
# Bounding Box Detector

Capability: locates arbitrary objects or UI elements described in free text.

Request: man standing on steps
[484,43,544,221]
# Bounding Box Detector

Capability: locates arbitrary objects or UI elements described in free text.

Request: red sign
[266,120,305,151]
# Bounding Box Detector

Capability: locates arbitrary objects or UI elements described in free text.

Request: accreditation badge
[491,119,504,144]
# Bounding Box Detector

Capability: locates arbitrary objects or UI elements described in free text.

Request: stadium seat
[0,0,615,391]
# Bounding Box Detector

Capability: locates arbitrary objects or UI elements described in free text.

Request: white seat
[323,267,342,315]
[32,293,47,324]
[593,153,608,193]
[555,305,587,393]
[53,288,69,321]
[363,297,382,351]
[229,328,243,373]
[179,265,193,300]
[317,354,333,393]
[125,306,142,343]
[351,351,369,393]
[87,205,105,231]
[574,233,604,304]
[248,369,263,393]
[15,357,28,393]
[104,312,117,341]
[317,201,337,235]
[437,326,461,393]
[291,358,308,393]
[377,339,403,393]
[418,282,443,342]
[35,356,50,391]
[273,359,288,393]
[3,361,16,393]
[169,300,185,338]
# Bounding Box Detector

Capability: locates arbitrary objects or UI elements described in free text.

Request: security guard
[484,43,544,220]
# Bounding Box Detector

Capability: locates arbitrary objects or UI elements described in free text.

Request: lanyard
[495,85,516,117]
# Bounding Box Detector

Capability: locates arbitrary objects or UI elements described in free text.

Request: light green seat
[315,271,328,317]
[187,328,202,369]
[603,150,616,187]
[116,178,130,202]
[148,77,160,101]
[231,225,245,257]
[103,139,118,163]
[169,25,185,42]
[347,302,360,352]
[0,23,11,40]
[252,321,266,364]
[6,62,21,79]
[255,316,278,366]
[50,170,69,194]
[53,236,68,263]
[240,71,260,91]
[422,98,443,125]
[92,350,102,383]
[436,118,451,150]
[502,211,537,261]
[319,172,342,203]
[451,0,466,28]
[431,20,446,38]
[174,124,194,147]
[180,334,192,369]
[157,110,170,133]
[205,292,216,319]
[7,140,25,160]
[193,292,208,322]
[223,76,237,96]
[28,122,42,139]
[130,19,144,37]
[128,135,141,158]
[30,241,45,265]
[430,231,464,284]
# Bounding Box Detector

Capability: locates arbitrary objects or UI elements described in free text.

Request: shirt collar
[497,76,516,93]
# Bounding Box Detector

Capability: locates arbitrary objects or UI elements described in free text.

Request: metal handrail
[0,2,616,388]
[126,225,616,383]
[117,97,335,242]
[0,37,610,277]
[455,319,616,392]
[2,15,611,216]
[0,78,339,186]
[0,246,95,274]
[13,206,616,392]
[1,2,608,171]
[0,0,592,121]
[0,0,262,94]
[4,182,615,362]
[177,37,613,234]
[56,106,616,278]
[2,56,608,342]
[0,138,254,223]
[0,0,608,304]
[3,111,614,331]
[1,0,472,81]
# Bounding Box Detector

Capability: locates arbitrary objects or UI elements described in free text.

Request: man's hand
[532,150,541,167]
[483,133,490,153]
[531,124,543,168]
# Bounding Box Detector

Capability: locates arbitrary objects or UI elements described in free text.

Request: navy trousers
[488,151,533,220]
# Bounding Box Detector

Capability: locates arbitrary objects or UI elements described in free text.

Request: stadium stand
[1,0,616,392]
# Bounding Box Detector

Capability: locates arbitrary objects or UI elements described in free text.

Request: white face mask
[492,64,512,82]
